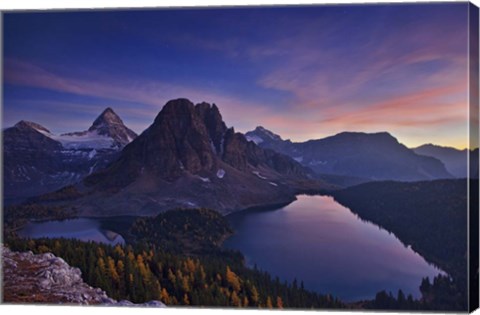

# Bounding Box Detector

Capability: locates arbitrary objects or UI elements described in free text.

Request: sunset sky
[3,3,471,149]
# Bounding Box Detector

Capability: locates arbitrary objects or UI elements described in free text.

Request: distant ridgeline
[245,127,458,183]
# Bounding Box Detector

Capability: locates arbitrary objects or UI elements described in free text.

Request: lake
[18,218,126,246]
[224,195,444,302]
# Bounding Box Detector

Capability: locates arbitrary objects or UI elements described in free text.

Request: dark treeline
[4,203,77,237]
[128,208,233,255]
[333,179,469,311]
[364,275,466,310]
[32,185,84,202]
[6,237,343,309]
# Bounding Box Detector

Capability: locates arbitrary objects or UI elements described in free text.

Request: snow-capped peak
[62,107,137,148]
[245,126,283,144]
[254,126,282,141]
[89,107,125,131]
[84,107,137,147]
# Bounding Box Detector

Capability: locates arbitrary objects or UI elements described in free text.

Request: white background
[0,0,479,315]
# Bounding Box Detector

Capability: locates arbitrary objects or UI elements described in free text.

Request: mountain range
[3,108,137,203]
[6,99,475,216]
[245,126,454,182]
[413,144,479,178]
[41,99,329,216]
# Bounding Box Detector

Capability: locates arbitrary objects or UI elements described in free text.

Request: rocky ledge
[2,245,165,307]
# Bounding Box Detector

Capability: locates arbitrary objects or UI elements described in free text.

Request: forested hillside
[6,238,343,309]
[129,208,233,255]
[333,179,470,310]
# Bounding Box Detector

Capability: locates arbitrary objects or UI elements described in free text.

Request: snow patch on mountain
[309,160,328,166]
[52,131,116,150]
[184,201,197,207]
[196,175,211,183]
[252,171,267,180]
[216,169,225,179]
[88,149,97,159]
[209,140,217,154]
[245,135,264,144]
[254,126,283,141]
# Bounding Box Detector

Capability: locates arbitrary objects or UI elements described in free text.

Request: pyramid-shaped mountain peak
[82,107,138,147]
[90,107,125,130]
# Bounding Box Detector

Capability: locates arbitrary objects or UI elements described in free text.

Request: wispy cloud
[3,58,275,134]
[3,5,470,149]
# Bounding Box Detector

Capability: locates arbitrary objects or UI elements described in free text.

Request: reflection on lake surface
[18,218,125,246]
[224,195,444,302]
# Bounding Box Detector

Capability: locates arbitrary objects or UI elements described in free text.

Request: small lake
[18,218,125,246]
[224,195,444,302]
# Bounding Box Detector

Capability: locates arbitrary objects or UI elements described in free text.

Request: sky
[2,3,472,149]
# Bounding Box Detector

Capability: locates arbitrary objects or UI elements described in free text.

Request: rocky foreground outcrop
[2,246,165,307]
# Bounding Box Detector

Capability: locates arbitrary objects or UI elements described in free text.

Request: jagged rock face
[2,246,166,307]
[195,102,227,153]
[145,99,219,176]
[222,129,250,171]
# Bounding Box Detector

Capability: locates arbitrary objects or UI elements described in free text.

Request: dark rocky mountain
[63,107,137,148]
[3,108,136,203]
[246,127,453,182]
[62,99,329,216]
[4,121,64,152]
[413,144,479,178]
